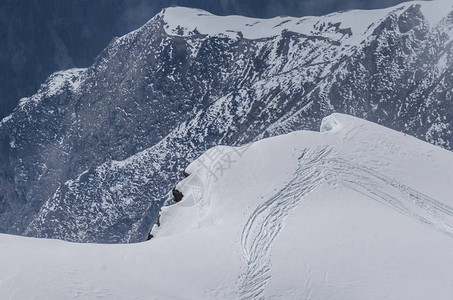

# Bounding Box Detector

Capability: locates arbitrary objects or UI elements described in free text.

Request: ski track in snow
[238,148,330,299]
[237,147,453,299]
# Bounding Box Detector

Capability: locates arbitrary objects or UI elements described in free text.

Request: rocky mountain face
[0,0,409,119]
[0,1,452,243]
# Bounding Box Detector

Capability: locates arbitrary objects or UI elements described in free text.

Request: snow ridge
[161,2,450,41]
[238,141,453,298]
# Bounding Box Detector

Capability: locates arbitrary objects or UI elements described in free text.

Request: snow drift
[1,113,453,299]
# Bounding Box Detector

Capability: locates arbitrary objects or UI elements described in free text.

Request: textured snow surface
[162,1,452,42]
[2,114,453,299]
[162,6,390,45]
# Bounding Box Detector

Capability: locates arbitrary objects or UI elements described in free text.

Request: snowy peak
[141,113,453,299]
[153,113,453,241]
[160,1,453,42]
[160,6,383,43]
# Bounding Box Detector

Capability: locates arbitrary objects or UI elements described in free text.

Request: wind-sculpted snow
[238,144,453,299]
[1,1,453,242]
[146,113,453,299]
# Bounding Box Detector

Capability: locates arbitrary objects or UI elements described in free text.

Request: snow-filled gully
[237,146,453,299]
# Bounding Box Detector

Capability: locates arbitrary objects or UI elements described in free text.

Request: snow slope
[1,113,453,299]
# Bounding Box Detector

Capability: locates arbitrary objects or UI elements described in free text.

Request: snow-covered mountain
[0,0,410,120]
[1,113,453,299]
[1,1,453,242]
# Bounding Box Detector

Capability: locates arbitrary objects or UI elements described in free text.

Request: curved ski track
[237,147,453,299]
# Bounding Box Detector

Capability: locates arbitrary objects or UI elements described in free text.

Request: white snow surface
[161,1,453,43]
[2,113,453,299]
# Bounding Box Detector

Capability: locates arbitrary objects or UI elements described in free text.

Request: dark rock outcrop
[172,188,184,203]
